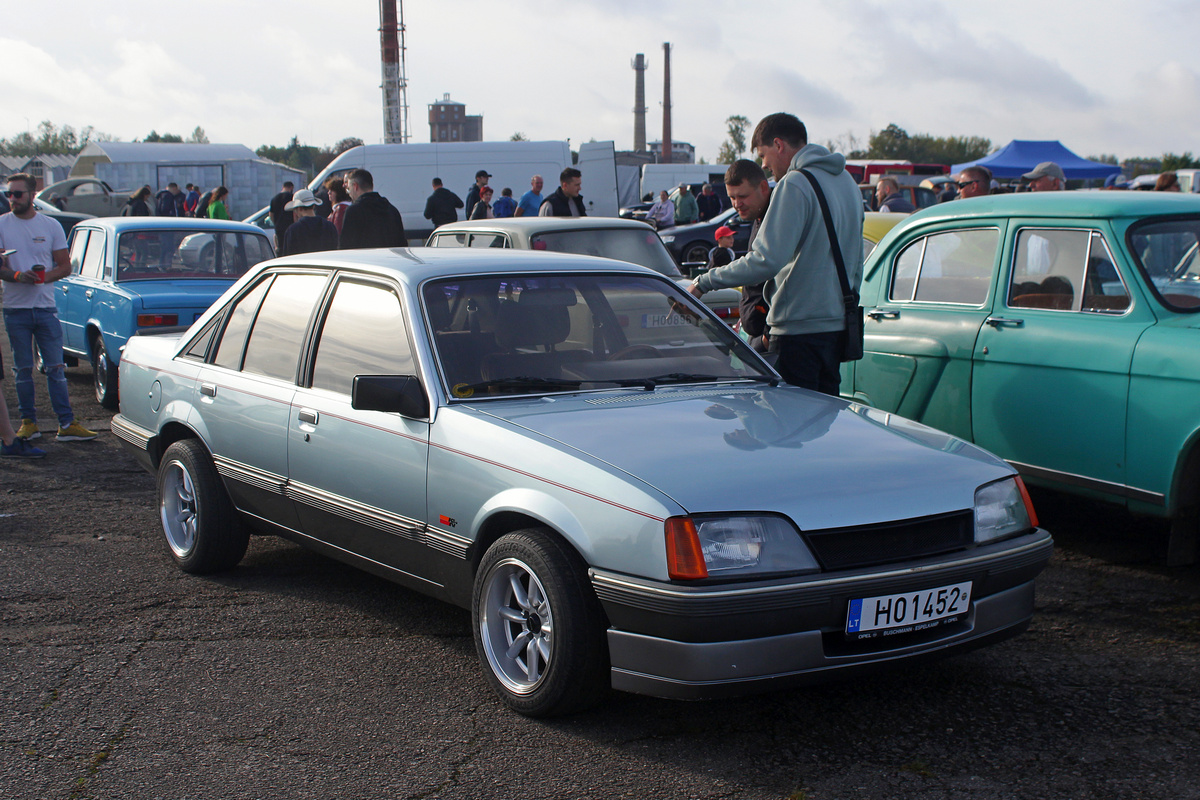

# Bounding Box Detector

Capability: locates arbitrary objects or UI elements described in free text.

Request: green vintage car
[843,192,1200,564]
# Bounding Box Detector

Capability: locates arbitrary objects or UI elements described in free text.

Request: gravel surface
[1,339,1198,800]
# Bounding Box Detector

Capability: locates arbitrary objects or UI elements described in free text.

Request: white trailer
[307,140,618,243]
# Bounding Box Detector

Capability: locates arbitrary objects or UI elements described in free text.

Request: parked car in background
[427,216,743,323]
[844,191,1200,564]
[33,196,93,236]
[112,246,1051,717]
[659,207,751,266]
[55,217,274,408]
[37,177,131,218]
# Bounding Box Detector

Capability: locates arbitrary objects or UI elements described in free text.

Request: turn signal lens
[137,314,179,327]
[1015,475,1039,529]
[665,517,708,580]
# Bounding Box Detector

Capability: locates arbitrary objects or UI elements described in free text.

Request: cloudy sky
[4,0,1198,164]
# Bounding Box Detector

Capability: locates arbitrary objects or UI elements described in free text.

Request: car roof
[267,245,662,288]
[903,190,1200,224]
[69,217,269,234]
[433,217,657,235]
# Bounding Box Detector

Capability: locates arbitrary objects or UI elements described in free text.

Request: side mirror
[351,375,429,419]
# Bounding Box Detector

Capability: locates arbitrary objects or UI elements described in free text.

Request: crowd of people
[421,167,589,224]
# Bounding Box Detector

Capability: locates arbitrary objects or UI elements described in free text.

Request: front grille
[803,511,973,571]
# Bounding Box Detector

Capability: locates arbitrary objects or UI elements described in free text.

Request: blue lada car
[111,247,1052,717]
[55,217,274,408]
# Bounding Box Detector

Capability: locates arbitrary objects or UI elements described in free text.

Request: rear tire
[473,529,608,717]
[157,439,248,574]
[682,241,711,264]
[92,335,119,410]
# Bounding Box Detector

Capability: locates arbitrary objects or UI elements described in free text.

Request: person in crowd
[492,187,517,218]
[696,183,723,221]
[465,169,490,219]
[269,181,295,249]
[183,183,200,216]
[207,186,231,219]
[155,182,184,216]
[721,159,773,353]
[515,174,544,217]
[646,190,675,229]
[674,184,699,225]
[538,168,586,217]
[955,165,992,199]
[1155,172,1182,192]
[690,113,863,395]
[122,186,153,216]
[470,186,495,220]
[423,177,464,228]
[326,177,352,234]
[1023,162,1066,192]
[339,168,407,249]
[194,188,214,219]
[0,173,98,442]
[707,225,737,270]
[281,189,338,256]
[875,177,916,213]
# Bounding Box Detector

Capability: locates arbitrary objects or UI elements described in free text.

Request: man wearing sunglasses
[954,166,992,199]
[0,173,97,443]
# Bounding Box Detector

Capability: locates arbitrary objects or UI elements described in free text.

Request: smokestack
[380,0,409,143]
[632,53,647,153]
[661,43,672,165]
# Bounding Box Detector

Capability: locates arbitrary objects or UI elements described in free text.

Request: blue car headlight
[974,476,1037,544]
[666,514,819,580]
[659,234,675,244]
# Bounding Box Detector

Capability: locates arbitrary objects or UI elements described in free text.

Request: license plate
[845,581,971,639]
[641,312,690,328]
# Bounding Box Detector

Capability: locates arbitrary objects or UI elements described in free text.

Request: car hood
[118,279,239,309]
[466,384,1013,529]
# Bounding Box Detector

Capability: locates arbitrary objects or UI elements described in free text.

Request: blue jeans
[4,307,74,426]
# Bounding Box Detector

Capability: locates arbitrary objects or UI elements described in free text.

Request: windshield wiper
[461,376,583,394]
[612,373,779,391]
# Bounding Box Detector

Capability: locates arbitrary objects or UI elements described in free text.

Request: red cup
[31,265,45,283]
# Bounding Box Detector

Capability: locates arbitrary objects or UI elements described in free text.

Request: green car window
[890,229,997,305]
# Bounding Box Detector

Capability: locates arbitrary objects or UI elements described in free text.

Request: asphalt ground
[1,334,1198,800]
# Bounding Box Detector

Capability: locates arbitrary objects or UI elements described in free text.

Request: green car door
[971,224,1154,492]
[850,225,1003,442]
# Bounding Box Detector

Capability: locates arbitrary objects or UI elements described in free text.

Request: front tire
[473,529,609,717]
[157,439,249,574]
[682,241,711,264]
[92,336,119,410]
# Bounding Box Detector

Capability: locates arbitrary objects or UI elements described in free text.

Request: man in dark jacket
[155,183,183,216]
[538,168,586,217]
[465,169,490,219]
[424,177,464,228]
[696,183,723,221]
[269,181,295,249]
[281,189,339,256]
[339,169,408,249]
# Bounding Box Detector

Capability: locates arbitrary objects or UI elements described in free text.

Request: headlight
[659,234,675,243]
[665,514,819,580]
[974,476,1037,544]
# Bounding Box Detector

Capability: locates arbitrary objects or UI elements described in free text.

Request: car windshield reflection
[530,229,683,277]
[1128,216,1200,311]
[116,231,273,280]
[423,273,769,398]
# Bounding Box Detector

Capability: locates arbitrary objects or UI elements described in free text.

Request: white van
[299,141,618,244]
[639,164,730,200]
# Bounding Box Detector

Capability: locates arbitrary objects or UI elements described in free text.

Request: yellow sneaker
[15,419,41,440]
[57,421,98,442]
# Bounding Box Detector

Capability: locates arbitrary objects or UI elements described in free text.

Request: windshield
[117,230,274,280]
[530,228,683,277]
[423,273,771,398]
[1127,217,1200,312]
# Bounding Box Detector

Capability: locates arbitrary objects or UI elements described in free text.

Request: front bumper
[593,530,1052,699]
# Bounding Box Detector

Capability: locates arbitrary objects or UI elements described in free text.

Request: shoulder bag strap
[799,168,857,306]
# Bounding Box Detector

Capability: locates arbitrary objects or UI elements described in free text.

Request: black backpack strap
[799,169,857,309]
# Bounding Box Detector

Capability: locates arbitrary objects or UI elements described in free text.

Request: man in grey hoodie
[689,113,863,395]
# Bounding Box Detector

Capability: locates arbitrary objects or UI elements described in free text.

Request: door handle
[60,285,69,294]
[866,309,899,320]
[200,383,217,397]
[85,290,94,299]
[985,316,1024,328]
[298,409,319,425]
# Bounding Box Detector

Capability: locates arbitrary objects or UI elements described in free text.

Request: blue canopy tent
[952,140,1121,180]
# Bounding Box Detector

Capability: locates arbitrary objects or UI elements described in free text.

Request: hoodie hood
[791,143,846,177]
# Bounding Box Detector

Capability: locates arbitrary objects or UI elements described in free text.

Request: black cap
[476,170,492,179]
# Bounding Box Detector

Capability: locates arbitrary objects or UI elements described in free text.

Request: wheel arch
[467,490,589,573]
[1168,426,1200,516]
[148,420,206,470]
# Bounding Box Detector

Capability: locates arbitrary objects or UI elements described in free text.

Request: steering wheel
[608,345,664,360]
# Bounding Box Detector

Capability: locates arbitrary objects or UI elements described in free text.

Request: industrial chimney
[379,0,410,143]
[632,54,647,153]
[661,43,672,165]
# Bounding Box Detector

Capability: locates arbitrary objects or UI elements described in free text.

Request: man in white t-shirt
[0,173,97,442]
